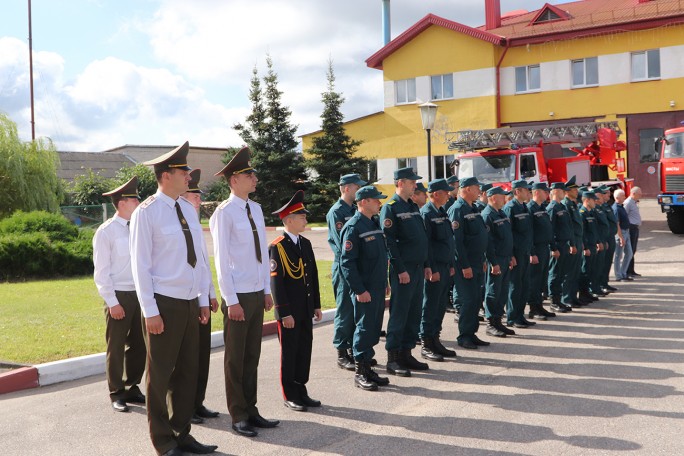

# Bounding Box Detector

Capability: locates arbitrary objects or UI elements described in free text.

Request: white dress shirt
[130,190,210,318]
[623,196,642,226]
[93,214,135,308]
[285,231,299,245]
[209,193,271,306]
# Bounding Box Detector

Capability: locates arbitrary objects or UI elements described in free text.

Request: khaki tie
[174,202,197,268]
[245,202,262,263]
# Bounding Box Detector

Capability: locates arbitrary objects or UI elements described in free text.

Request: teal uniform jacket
[580,205,599,254]
[604,202,619,238]
[547,200,574,251]
[482,206,514,264]
[340,212,388,295]
[326,199,356,261]
[527,200,553,306]
[380,194,428,272]
[563,197,584,246]
[444,196,456,213]
[503,198,533,323]
[421,201,454,270]
[528,200,553,252]
[474,200,486,213]
[594,204,611,246]
[503,198,534,257]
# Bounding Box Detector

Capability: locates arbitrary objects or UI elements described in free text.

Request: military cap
[355,185,387,201]
[582,190,598,200]
[272,190,310,219]
[414,182,427,193]
[339,173,367,186]
[549,182,566,190]
[215,146,255,177]
[511,179,529,189]
[143,141,191,172]
[578,186,589,197]
[487,186,511,197]
[480,183,493,192]
[564,175,579,189]
[594,185,608,194]
[446,175,459,185]
[102,176,139,198]
[187,169,203,194]
[531,182,550,192]
[427,179,450,193]
[459,176,480,188]
[394,167,421,181]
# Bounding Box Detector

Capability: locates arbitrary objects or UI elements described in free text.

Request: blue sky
[0,0,549,151]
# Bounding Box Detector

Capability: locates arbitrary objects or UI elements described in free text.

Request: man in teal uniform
[419,179,456,361]
[547,182,574,313]
[527,182,556,320]
[482,186,516,337]
[340,186,390,391]
[411,182,428,209]
[443,175,459,213]
[326,173,367,371]
[503,180,536,328]
[597,186,619,293]
[381,167,430,377]
[578,191,600,304]
[448,177,491,349]
[590,187,610,299]
[561,176,582,309]
[474,183,492,212]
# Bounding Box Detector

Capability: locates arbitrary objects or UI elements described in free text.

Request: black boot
[420,338,444,362]
[538,305,556,318]
[486,318,506,337]
[528,304,547,321]
[402,350,429,371]
[365,364,390,386]
[432,336,456,357]
[337,349,355,371]
[494,317,516,335]
[354,362,378,391]
[386,350,411,377]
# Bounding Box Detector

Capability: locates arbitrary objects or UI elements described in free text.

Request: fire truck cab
[656,125,684,234]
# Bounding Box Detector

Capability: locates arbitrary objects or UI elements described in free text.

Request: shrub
[0,211,78,242]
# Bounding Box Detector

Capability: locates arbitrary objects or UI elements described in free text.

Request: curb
[203,226,328,232]
[1,308,338,395]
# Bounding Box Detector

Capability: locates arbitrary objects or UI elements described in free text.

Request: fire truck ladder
[445,121,622,151]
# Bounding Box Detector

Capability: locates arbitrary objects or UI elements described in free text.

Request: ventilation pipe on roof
[382,0,391,45]
[485,0,501,30]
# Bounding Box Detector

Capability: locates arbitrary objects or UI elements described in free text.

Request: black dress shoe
[629,272,642,277]
[248,414,280,428]
[179,440,218,454]
[472,335,491,346]
[457,339,477,350]
[300,395,321,407]
[111,399,129,413]
[126,392,146,404]
[284,401,307,412]
[605,285,618,292]
[161,447,183,456]
[232,421,258,437]
[191,414,204,424]
[196,405,219,418]
[507,321,528,329]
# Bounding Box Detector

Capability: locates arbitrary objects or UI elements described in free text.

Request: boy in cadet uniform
[269,191,323,412]
[411,182,428,209]
[93,176,146,413]
[419,178,456,361]
[547,182,574,313]
[482,186,516,338]
[181,169,221,425]
[578,190,601,305]
[340,185,391,391]
[327,174,367,371]
[526,182,556,320]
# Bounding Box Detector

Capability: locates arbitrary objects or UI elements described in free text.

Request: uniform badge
[383,218,393,228]
[269,259,277,272]
[335,221,343,230]
[344,240,353,251]
[452,221,460,230]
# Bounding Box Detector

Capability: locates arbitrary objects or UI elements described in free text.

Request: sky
[0,0,550,152]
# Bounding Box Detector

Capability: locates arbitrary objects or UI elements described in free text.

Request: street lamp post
[419,101,438,181]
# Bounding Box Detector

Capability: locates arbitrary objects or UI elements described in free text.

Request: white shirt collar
[113,214,129,226]
[285,231,299,244]
[155,189,178,208]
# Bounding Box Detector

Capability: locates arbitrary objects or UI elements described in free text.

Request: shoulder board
[387,200,396,205]
[270,235,285,246]
[580,208,586,213]
[139,195,156,209]
[217,199,230,209]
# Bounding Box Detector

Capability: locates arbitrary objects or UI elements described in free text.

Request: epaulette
[387,200,396,205]
[139,195,156,209]
[217,199,230,209]
[270,235,285,246]
[579,208,586,213]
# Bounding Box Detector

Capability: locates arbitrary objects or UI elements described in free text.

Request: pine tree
[304,60,370,221]
[234,56,306,224]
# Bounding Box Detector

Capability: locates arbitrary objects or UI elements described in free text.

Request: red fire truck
[656,124,684,234]
[447,121,633,195]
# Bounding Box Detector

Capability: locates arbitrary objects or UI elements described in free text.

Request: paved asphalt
[1,200,683,455]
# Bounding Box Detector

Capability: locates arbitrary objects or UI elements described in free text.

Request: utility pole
[28,0,36,141]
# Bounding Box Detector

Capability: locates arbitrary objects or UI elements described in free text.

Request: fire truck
[446,121,633,195]
[656,124,684,234]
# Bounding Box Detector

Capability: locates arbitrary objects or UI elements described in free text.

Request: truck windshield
[458,154,517,184]
[664,132,684,158]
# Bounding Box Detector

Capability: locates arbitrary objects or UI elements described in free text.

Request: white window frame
[571,57,599,88]
[515,64,541,93]
[397,157,417,173]
[430,74,454,100]
[395,78,416,104]
[433,154,455,179]
[631,49,660,82]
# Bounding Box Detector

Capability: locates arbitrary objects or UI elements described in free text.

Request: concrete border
[0,367,39,394]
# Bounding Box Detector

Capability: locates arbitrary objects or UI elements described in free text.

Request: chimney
[382,0,391,45]
[485,0,501,30]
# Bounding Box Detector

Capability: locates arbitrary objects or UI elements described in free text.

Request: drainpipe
[495,40,510,128]
[382,0,391,45]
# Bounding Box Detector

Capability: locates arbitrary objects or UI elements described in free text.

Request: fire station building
[301,0,684,196]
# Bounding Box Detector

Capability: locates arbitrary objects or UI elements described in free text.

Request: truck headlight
[661,196,673,204]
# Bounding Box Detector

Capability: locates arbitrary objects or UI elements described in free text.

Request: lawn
[0,260,334,365]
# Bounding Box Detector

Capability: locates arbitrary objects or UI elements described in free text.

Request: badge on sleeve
[383,218,393,228]
[270,259,277,272]
[344,240,353,251]
[452,221,460,230]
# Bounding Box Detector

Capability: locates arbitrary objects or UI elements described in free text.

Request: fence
[60,204,115,228]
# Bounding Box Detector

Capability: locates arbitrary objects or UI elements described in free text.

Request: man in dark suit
[269,191,323,412]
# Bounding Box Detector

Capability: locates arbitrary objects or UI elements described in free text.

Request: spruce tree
[304,60,370,221]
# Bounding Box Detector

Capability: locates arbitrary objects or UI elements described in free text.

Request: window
[433,154,455,179]
[458,154,517,184]
[395,78,416,104]
[519,153,538,179]
[366,160,378,183]
[515,65,541,93]
[631,50,660,81]
[430,74,454,100]
[572,57,598,87]
[639,128,663,163]
[397,157,417,172]
[536,9,562,23]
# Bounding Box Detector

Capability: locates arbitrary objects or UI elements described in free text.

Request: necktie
[245,202,262,263]
[174,202,197,268]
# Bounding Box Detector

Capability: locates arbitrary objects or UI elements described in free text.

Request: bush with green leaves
[114,163,157,200]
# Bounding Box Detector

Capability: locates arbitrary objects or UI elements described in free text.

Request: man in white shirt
[210,146,279,438]
[93,176,145,413]
[130,142,216,456]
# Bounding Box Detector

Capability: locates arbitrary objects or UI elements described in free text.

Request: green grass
[0,260,334,365]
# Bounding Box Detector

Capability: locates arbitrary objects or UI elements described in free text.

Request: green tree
[114,163,157,200]
[234,56,306,224]
[304,60,371,220]
[0,113,62,218]
[67,170,112,206]
[204,147,240,202]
